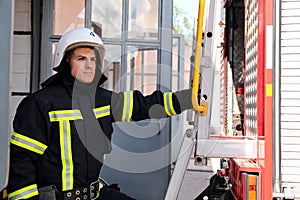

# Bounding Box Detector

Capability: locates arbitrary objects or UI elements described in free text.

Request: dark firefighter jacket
[7,66,193,200]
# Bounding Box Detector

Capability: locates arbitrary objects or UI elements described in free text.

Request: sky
[173,0,199,44]
[173,0,199,21]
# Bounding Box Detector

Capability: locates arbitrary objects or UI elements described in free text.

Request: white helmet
[53,27,106,71]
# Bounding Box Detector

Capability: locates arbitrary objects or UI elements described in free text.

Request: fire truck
[1,0,300,199]
[165,0,300,199]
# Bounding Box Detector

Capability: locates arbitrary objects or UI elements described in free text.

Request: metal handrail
[192,0,206,113]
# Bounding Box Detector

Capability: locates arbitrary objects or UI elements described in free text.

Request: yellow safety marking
[266,84,272,97]
[8,184,38,200]
[10,132,47,155]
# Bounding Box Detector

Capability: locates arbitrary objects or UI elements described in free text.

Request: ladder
[164,1,207,199]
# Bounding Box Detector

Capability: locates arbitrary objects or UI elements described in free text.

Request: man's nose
[85,58,93,67]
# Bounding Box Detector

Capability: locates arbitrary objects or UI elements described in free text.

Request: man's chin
[77,79,94,84]
[75,74,95,83]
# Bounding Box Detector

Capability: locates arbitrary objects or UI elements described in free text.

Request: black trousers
[98,188,136,200]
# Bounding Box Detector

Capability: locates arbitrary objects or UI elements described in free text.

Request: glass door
[41,1,173,199]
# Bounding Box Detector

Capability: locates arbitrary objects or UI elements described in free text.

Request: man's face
[69,47,97,84]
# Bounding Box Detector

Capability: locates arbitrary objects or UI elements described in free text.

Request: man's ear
[64,50,73,63]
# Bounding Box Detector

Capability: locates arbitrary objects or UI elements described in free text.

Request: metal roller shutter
[280,0,300,196]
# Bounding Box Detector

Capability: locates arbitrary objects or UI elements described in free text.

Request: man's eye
[91,57,97,61]
[79,57,85,60]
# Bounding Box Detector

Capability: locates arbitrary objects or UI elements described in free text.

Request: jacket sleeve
[7,95,49,200]
[111,89,193,122]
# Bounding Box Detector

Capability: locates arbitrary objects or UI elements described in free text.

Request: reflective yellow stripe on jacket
[49,109,83,121]
[163,92,177,116]
[48,107,110,191]
[8,184,38,200]
[122,91,133,122]
[10,132,47,155]
[93,105,110,118]
[49,109,83,191]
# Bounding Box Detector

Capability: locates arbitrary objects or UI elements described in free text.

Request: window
[128,0,159,40]
[53,0,85,35]
[103,45,122,91]
[126,46,158,94]
[92,0,122,38]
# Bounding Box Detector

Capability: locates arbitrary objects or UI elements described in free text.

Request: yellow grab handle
[192,0,206,114]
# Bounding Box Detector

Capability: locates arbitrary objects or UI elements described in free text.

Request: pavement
[177,158,218,200]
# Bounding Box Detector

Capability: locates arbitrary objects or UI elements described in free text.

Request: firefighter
[7,27,193,200]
